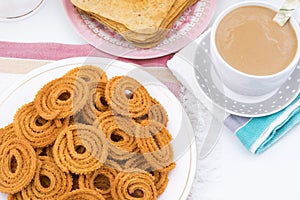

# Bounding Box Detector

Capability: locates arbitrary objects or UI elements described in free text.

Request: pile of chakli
[70,0,199,48]
[0,65,176,200]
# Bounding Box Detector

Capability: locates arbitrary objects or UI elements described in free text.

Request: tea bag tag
[273,0,300,26]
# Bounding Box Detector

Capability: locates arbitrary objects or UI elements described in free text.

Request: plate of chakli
[0,57,196,200]
[63,0,216,59]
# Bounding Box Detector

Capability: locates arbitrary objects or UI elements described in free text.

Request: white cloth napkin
[167,29,223,200]
[167,29,227,120]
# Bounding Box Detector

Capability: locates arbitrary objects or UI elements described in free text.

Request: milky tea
[215,6,298,76]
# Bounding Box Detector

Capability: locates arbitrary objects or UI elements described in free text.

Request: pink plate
[63,0,216,59]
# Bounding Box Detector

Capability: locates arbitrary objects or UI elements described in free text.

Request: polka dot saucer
[193,31,300,117]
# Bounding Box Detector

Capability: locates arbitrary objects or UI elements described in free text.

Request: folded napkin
[225,94,300,154]
[167,29,300,155]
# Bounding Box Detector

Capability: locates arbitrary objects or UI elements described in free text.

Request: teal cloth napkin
[224,94,300,154]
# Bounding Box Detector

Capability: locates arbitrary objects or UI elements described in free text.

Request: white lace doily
[179,87,222,200]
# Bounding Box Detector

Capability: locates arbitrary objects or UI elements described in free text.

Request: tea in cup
[210,1,300,96]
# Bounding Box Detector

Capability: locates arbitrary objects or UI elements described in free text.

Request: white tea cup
[210,1,300,96]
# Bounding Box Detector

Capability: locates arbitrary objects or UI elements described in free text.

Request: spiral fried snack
[134,98,168,127]
[0,139,37,194]
[105,76,152,118]
[34,76,88,120]
[104,159,123,172]
[96,111,136,137]
[35,145,55,158]
[64,65,108,83]
[14,102,70,148]
[53,124,108,174]
[148,98,168,126]
[79,165,118,199]
[7,192,23,200]
[95,111,138,161]
[137,122,174,170]
[152,170,169,195]
[59,189,105,200]
[107,139,139,162]
[0,123,18,147]
[94,82,110,112]
[123,154,153,172]
[111,170,157,200]
[76,81,109,125]
[158,162,176,173]
[22,156,73,199]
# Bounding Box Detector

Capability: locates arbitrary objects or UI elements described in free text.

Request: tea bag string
[273,0,300,26]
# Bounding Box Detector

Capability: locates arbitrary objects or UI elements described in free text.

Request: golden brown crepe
[71,0,199,48]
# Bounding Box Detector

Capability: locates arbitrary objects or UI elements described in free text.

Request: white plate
[193,31,300,117]
[0,57,196,200]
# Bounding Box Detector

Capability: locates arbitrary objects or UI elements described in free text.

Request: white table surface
[1,0,300,200]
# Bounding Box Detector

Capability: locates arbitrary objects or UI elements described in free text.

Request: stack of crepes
[70,0,199,48]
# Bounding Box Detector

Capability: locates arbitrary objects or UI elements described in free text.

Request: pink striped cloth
[0,41,174,67]
[0,41,180,96]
